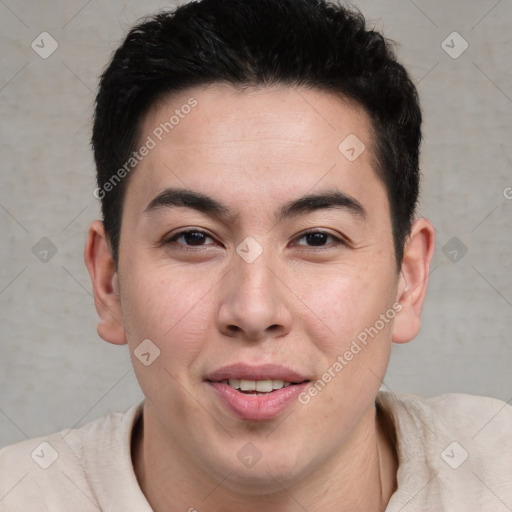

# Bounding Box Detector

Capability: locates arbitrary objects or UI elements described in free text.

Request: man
[1,0,510,510]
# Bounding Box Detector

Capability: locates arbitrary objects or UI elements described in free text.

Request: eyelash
[163,229,346,251]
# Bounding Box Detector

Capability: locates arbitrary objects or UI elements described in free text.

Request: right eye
[164,229,217,248]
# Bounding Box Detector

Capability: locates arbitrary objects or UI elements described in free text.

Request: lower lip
[207,381,309,421]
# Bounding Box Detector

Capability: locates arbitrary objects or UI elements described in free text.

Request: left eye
[294,230,343,247]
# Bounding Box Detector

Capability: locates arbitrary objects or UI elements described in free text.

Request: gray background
[0,0,511,449]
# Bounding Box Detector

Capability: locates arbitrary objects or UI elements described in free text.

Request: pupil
[185,232,205,245]
[307,232,327,246]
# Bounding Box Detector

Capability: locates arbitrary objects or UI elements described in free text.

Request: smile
[205,364,311,420]
[222,378,293,394]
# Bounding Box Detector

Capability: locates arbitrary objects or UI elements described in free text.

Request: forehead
[142,83,373,160]
[125,83,387,223]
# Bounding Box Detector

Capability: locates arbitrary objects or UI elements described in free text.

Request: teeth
[240,379,256,391]
[272,379,285,390]
[227,379,291,392]
[255,380,273,392]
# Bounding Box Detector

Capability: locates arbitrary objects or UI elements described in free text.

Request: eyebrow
[143,187,366,222]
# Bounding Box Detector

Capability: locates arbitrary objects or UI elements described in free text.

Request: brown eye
[304,232,330,246]
[294,230,344,248]
[166,230,215,247]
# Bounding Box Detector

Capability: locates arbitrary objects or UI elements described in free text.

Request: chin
[204,443,313,495]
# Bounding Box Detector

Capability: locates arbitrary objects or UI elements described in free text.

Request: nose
[217,250,293,341]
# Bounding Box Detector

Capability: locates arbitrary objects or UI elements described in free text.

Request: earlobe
[84,220,127,345]
[392,218,435,344]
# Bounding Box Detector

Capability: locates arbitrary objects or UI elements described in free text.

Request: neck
[132,402,398,512]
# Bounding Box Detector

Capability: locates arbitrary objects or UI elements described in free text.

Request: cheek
[121,270,217,414]
[313,273,397,411]
[119,264,215,364]
[298,263,398,352]
[301,272,395,429]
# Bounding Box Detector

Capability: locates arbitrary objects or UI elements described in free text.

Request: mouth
[209,378,306,395]
[204,364,311,420]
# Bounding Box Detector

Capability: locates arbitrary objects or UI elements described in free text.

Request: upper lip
[205,364,310,383]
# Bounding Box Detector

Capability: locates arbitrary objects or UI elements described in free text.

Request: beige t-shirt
[0,391,511,511]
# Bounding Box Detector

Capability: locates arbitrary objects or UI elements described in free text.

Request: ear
[84,220,127,345]
[392,218,435,344]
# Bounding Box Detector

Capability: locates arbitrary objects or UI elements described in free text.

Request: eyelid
[292,228,348,247]
[161,228,219,248]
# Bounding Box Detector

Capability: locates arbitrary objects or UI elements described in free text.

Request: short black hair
[92,0,421,268]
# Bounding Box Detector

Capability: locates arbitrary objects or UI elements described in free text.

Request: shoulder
[379,391,512,446]
[420,392,512,473]
[0,425,100,511]
[379,390,512,434]
[378,390,512,462]
[425,392,512,429]
[0,403,143,511]
[378,391,512,511]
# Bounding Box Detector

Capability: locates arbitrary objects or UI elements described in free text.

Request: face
[115,84,402,490]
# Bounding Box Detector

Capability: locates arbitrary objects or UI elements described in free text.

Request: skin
[85,83,435,511]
